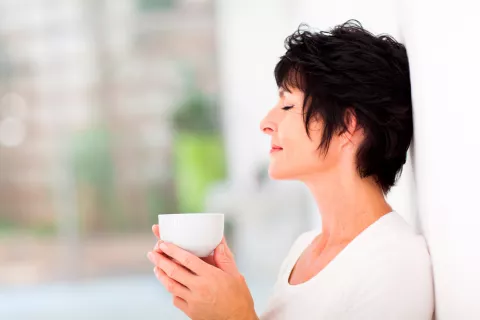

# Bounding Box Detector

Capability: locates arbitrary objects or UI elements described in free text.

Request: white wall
[400,0,480,318]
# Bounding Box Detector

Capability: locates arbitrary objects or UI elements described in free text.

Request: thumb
[213,237,238,275]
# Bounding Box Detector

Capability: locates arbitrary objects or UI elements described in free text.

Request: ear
[341,109,359,148]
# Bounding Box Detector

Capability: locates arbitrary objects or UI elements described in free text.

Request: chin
[268,166,296,180]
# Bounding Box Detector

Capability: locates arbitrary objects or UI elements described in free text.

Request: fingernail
[159,243,168,251]
[219,244,225,255]
[155,241,163,250]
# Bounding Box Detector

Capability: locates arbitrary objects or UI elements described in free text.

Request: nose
[260,109,277,135]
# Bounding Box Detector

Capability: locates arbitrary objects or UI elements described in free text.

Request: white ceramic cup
[158,213,224,257]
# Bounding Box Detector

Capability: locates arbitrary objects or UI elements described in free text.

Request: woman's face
[260,87,344,181]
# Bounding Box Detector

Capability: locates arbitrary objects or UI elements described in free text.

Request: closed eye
[282,106,294,111]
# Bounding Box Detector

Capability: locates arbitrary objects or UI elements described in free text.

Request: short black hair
[275,20,412,193]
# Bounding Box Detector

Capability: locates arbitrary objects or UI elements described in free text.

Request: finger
[214,237,234,260]
[154,267,190,299]
[154,240,164,253]
[220,236,234,257]
[147,251,196,288]
[201,254,216,266]
[173,296,189,316]
[152,225,160,239]
[213,242,239,276]
[159,242,212,276]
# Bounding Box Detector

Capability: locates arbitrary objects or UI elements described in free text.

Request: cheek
[269,117,323,178]
[284,136,317,164]
[281,118,320,162]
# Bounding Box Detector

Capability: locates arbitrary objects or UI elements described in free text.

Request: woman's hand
[148,225,258,320]
[152,225,218,267]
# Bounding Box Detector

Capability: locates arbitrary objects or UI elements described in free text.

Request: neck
[303,170,392,246]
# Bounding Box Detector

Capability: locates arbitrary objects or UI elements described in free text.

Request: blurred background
[1,0,479,319]
[0,0,308,318]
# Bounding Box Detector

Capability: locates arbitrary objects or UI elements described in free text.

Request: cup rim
[158,213,224,217]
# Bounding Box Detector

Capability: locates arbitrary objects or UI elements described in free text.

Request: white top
[260,212,434,320]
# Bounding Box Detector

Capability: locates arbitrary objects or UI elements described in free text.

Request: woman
[147,20,434,320]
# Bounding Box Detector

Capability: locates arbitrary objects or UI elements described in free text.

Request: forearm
[246,309,260,320]
[229,307,259,320]
[239,312,259,320]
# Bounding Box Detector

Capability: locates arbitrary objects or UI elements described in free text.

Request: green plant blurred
[173,133,226,212]
[172,90,221,135]
[171,88,226,213]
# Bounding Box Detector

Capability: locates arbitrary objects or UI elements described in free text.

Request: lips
[270,144,283,153]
